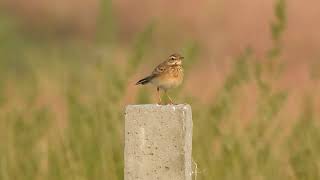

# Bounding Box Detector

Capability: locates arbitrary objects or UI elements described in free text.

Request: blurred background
[0,0,319,179]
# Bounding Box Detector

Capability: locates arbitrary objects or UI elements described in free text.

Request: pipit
[136,53,184,104]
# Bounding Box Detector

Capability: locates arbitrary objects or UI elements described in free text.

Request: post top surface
[126,104,191,112]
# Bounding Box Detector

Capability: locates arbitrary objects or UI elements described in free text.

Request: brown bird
[136,53,184,104]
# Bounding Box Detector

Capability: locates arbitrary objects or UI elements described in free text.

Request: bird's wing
[152,61,168,76]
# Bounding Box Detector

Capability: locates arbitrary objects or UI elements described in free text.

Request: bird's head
[167,53,184,66]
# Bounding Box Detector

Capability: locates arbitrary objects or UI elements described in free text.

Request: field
[0,0,320,179]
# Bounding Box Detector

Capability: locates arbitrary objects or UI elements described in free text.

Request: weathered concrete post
[125,104,193,180]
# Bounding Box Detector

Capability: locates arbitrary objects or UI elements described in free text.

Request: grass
[0,0,320,179]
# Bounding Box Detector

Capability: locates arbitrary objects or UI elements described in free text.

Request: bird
[136,53,184,104]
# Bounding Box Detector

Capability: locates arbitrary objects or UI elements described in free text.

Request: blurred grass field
[1,0,320,180]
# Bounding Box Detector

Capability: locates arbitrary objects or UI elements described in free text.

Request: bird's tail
[136,75,154,85]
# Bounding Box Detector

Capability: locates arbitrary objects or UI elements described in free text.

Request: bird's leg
[165,90,174,104]
[157,87,162,104]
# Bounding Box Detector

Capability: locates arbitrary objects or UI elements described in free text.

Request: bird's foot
[167,101,178,105]
[157,101,165,105]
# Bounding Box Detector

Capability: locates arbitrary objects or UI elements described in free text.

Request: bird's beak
[181,56,185,59]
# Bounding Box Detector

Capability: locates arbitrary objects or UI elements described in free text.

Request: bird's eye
[170,57,175,60]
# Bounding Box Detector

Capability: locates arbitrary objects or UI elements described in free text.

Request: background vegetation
[0,0,320,179]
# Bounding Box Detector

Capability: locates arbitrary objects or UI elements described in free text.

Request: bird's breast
[151,66,183,90]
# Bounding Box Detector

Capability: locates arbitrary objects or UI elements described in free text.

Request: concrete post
[124,104,193,180]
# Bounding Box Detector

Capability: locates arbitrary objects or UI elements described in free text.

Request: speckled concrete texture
[124,104,193,180]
